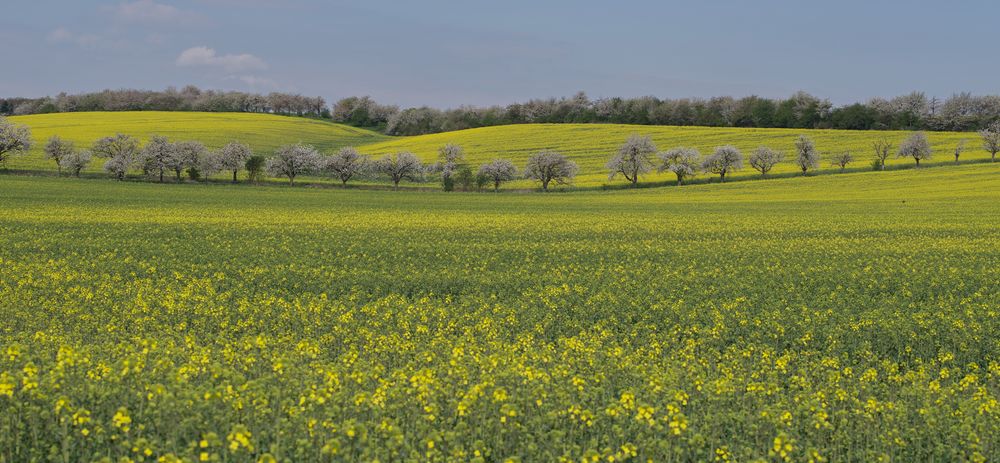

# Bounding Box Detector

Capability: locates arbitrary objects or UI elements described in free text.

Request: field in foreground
[2,166,999,462]
[7,112,994,188]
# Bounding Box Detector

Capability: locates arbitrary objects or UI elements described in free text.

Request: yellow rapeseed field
[5,112,388,172]
[357,123,987,186]
[6,112,991,188]
[1,163,999,461]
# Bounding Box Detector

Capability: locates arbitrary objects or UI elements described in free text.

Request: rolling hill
[358,123,989,186]
[6,111,389,172]
[5,111,992,187]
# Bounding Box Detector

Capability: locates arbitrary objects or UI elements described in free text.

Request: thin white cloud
[48,27,104,48]
[176,46,267,72]
[236,75,277,88]
[111,0,203,25]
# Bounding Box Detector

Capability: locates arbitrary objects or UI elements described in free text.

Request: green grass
[1,165,998,461]
[5,112,992,188]
[6,111,388,172]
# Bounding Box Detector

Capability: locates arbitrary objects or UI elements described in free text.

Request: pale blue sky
[2,0,997,107]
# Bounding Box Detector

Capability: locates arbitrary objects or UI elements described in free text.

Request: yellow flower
[113,407,132,433]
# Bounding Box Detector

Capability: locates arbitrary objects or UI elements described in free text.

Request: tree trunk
[233,170,238,183]
[175,169,182,181]
[915,158,920,167]
[342,179,348,186]
[542,178,550,191]
[159,170,164,183]
[720,172,726,183]
[676,174,683,186]
[494,180,500,192]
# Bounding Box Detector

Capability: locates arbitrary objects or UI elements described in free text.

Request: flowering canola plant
[1,164,999,461]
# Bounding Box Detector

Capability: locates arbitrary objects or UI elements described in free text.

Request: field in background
[5,111,388,172]
[2,165,998,461]
[360,123,989,186]
[6,112,993,188]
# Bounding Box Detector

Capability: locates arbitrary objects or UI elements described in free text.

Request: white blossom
[267,143,321,185]
[140,135,176,182]
[43,135,75,174]
[0,116,32,166]
[897,132,932,166]
[218,141,252,182]
[657,147,700,185]
[607,134,656,185]
[701,145,743,182]
[794,135,820,174]
[59,150,92,177]
[92,134,140,180]
[524,150,578,191]
[748,146,782,177]
[324,147,369,186]
[478,159,518,191]
[375,152,424,189]
[980,121,1000,161]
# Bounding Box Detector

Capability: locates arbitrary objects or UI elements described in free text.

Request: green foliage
[245,155,266,183]
[454,165,475,191]
[442,174,455,192]
[1,165,999,461]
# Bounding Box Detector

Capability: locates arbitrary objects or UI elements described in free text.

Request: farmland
[4,112,388,173]
[6,112,993,188]
[2,164,999,461]
[358,123,990,186]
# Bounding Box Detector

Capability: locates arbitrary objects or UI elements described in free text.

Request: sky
[2,0,998,108]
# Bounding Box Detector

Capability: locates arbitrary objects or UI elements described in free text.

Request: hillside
[4,112,992,188]
[359,123,989,186]
[6,111,389,172]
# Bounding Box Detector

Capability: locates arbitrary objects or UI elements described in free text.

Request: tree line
[610,125,1000,187]
[2,116,999,191]
[0,86,327,118]
[6,87,1000,136]
[334,91,1000,135]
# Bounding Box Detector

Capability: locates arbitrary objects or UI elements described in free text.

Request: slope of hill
[357,123,988,186]
[5,112,991,188]
[6,111,389,172]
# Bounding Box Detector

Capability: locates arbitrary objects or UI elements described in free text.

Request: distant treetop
[1,85,327,118]
[5,87,1000,136]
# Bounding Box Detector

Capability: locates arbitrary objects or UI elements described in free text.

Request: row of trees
[0,115,577,191]
[3,116,999,190]
[7,87,1000,135]
[608,121,1000,187]
[0,86,327,118]
[333,91,1000,135]
[247,143,578,191]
